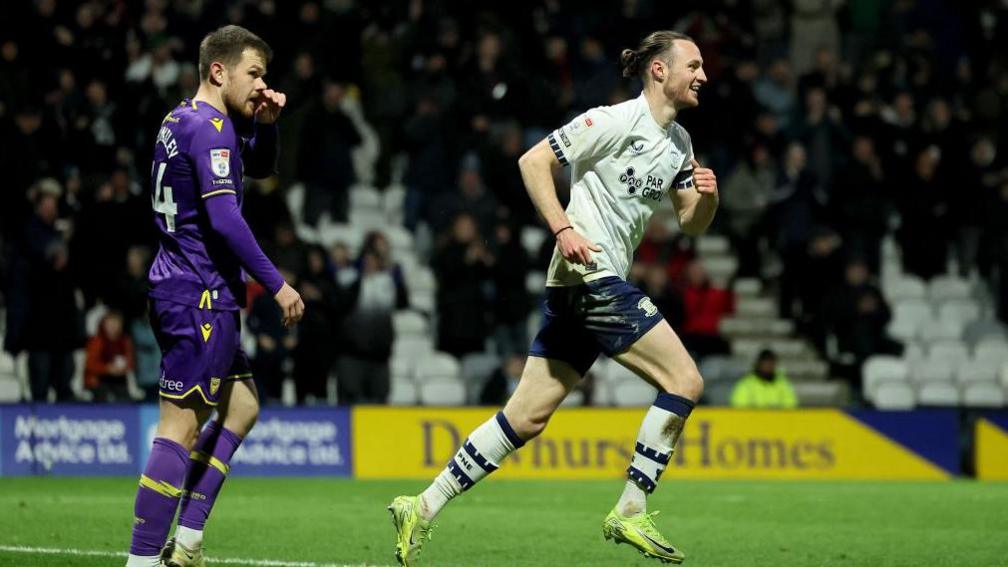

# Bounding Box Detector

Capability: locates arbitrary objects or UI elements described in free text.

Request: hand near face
[254,88,287,124]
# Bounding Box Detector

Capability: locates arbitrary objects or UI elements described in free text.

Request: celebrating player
[390,31,716,565]
[126,25,303,567]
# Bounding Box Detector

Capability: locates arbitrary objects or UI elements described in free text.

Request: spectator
[433,214,494,357]
[720,144,775,277]
[247,269,299,403]
[897,148,949,279]
[479,353,526,406]
[821,259,903,389]
[680,261,733,358]
[490,220,531,357]
[636,263,685,330]
[84,311,135,402]
[833,135,889,272]
[336,232,409,404]
[292,245,344,404]
[7,187,83,402]
[730,349,798,409]
[297,78,362,226]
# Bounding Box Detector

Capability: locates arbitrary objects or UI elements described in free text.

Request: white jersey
[545,92,695,287]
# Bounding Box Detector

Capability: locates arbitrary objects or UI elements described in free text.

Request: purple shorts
[149,298,252,406]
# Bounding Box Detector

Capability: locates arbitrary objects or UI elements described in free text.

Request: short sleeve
[671,131,696,191]
[547,106,624,166]
[189,125,239,200]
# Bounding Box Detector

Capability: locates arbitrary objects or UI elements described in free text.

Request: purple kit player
[126,26,304,567]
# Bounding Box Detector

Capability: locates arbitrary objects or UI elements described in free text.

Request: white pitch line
[0,545,385,567]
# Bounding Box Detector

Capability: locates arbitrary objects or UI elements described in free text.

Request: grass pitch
[0,478,1006,566]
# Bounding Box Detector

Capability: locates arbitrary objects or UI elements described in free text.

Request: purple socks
[129,438,190,556]
[177,421,243,530]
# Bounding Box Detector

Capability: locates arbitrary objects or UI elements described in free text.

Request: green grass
[0,478,1007,566]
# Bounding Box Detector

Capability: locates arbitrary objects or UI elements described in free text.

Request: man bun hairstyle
[198,25,273,81]
[620,30,695,79]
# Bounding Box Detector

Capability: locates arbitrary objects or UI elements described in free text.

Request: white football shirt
[545,92,696,287]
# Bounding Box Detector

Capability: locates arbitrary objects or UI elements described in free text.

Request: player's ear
[209,61,227,86]
[651,59,665,83]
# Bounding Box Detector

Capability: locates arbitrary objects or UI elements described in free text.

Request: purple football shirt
[148,99,284,310]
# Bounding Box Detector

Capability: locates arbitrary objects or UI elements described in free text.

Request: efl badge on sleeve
[210,149,231,178]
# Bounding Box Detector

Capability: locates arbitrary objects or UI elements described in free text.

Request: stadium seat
[526,271,546,296]
[85,303,109,337]
[0,376,20,403]
[1000,363,1008,388]
[793,381,847,407]
[611,380,658,407]
[902,341,926,364]
[349,184,382,209]
[963,320,1007,345]
[521,226,548,259]
[916,382,959,406]
[388,377,418,406]
[560,390,585,407]
[696,235,730,256]
[718,317,757,338]
[383,183,407,222]
[893,299,932,329]
[955,360,1000,384]
[938,299,981,325]
[767,338,807,357]
[703,380,734,406]
[928,341,971,367]
[699,355,750,384]
[974,339,1008,365]
[883,275,926,301]
[406,266,437,293]
[928,276,972,301]
[391,336,434,360]
[702,255,738,286]
[783,359,829,381]
[886,318,919,342]
[418,376,467,405]
[733,278,762,297]
[592,380,613,406]
[604,360,640,385]
[735,297,775,318]
[863,356,909,396]
[317,222,364,252]
[767,319,796,336]
[911,358,954,383]
[460,352,501,403]
[390,357,414,381]
[392,310,429,337]
[961,382,1005,408]
[918,318,963,343]
[385,225,415,254]
[349,207,387,231]
[415,352,461,383]
[409,289,435,314]
[873,382,915,410]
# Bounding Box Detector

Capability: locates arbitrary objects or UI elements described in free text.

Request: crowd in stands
[1,0,1006,406]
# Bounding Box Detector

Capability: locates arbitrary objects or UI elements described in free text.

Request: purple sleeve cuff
[204,194,285,294]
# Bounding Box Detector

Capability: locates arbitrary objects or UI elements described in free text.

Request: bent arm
[242,122,279,179]
[672,188,719,236]
[204,193,285,294]
[517,138,568,234]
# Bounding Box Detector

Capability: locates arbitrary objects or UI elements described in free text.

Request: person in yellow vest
[730,349,798,408]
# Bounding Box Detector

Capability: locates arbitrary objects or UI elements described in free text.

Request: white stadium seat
[393,310,429,337]
[917,382,959,406]
[911,359,954,383]
[961,382,1004,408]
[938,299,981,325]
[928,276,972,301]
[873,382,915,410]
[893,299,932,329]
[974,339,1008,365]
[918,318,963,343]
[388,378,418,406]
[883,276,926,301]
[0,376,20,403]
[696,235,730,256]
[418,376,467,405]
[611,380,658,407]
[927,341,971,367]
[415,352,461,383]
[862,356,909,397]
[955,360,1000,384]
[390,357,414,381]
[521,226,548,259]
[392,336,434,360]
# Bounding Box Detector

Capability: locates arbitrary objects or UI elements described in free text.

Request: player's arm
[670,158,719,236]
[203,195,303,326]
[519,108,621,266]
[243,88,286,178]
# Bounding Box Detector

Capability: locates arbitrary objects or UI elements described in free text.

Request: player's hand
[274,282,304,327]
[254,89,287,124]
[691,158,718,196]
[556,227,603,267]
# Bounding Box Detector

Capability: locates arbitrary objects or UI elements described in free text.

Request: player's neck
[193,83,228,116]
[642,87,677,129]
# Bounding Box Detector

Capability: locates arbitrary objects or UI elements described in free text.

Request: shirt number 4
[152,162,178,232]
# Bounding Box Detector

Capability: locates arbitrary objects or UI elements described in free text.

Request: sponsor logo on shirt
[630,140,646,154]
[619,167,644,193]
[620,166,665,201]
[210,148,230,178]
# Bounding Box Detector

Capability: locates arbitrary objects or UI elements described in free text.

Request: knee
[656,367,704,401]
[506,410,551,441]
[223,395,260,437]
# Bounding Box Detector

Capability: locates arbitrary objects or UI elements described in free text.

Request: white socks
[419,411,525,520]
[617,392,695,517]
[125,554,161,567]
[175,525,203,549]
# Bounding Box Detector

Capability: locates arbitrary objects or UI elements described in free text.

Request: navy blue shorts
[528,277,664,376]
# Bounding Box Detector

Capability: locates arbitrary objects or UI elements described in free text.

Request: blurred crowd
[1,0,1007,404]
